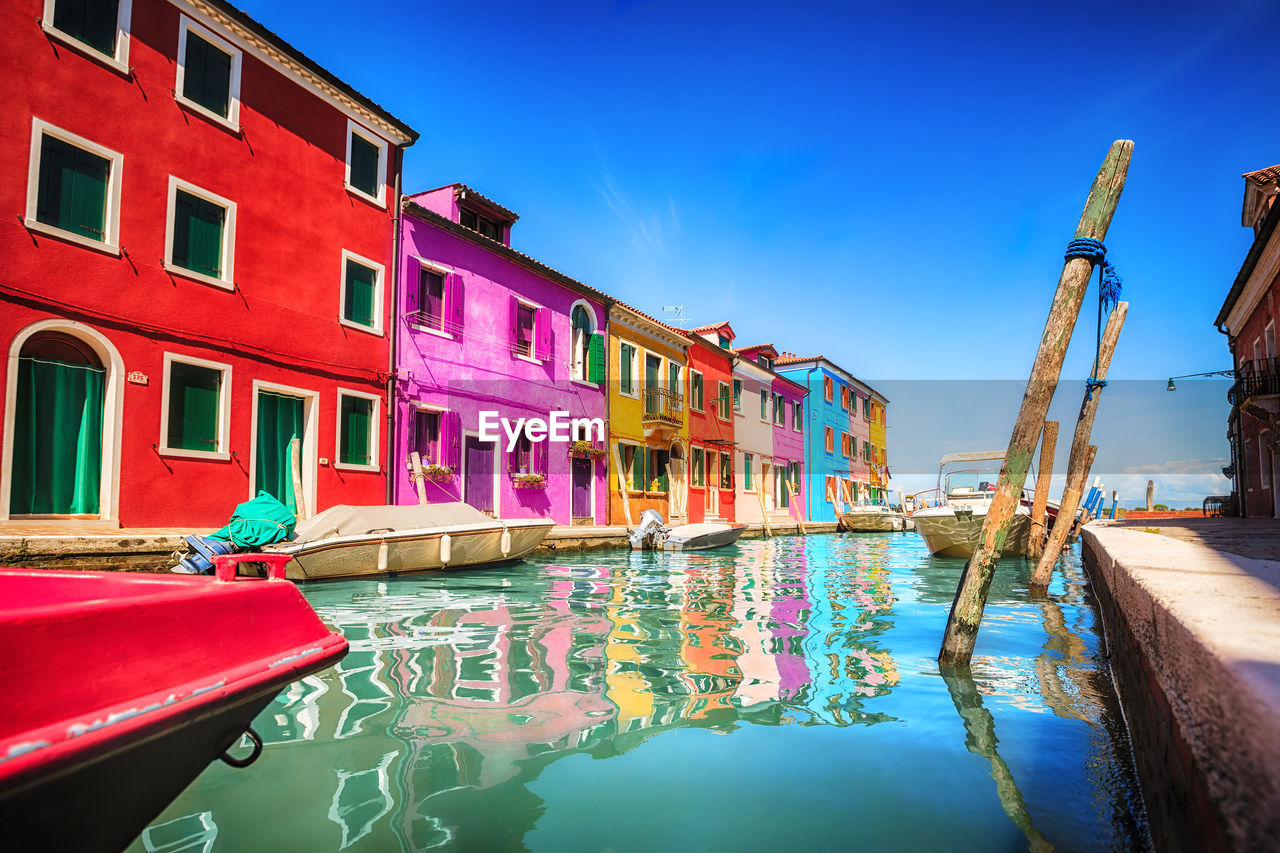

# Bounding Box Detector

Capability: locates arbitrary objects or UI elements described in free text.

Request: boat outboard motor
[628,509,668,550]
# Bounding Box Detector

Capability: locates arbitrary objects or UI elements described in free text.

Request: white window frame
[773,392,785,426]
[733,378,742,414]
[409,257,455,339]
[618,339,639,398]
[174,15,243,133]
[689,369,704,411]
[513,296,542,364]
[41,0,134,75]
[157,352,232,460]
[1266,321,1277,359]
[339,249,385,336]
[345,119,388,208]
[407,403,445,469]
[760,388,769,423]
[793,401,803,432]
[25,118,123,255]
[335,388,381,473]
[163,175,237,290]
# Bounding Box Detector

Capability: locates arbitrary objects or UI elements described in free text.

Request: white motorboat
[628,509,747,551]
[839,503,907,532]
[911,451,1046,558]
[267,502,554,581]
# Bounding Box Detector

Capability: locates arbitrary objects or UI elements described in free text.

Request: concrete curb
[1081,523,1280,851]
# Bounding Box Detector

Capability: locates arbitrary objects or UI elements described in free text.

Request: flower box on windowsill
[567,441,606,460]
[513,474,547,490]
[416,464,454,483]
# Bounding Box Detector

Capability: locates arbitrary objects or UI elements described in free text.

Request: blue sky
[248,0,1276,500]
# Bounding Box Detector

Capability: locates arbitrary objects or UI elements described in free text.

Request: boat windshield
[944,469,998,498]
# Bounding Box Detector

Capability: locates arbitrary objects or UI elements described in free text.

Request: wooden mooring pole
[1030,302,1128,589]
[939,140,1132,668]
[1026,421,1059,560]
[1146,479,1154,512]
[289,437,307,521]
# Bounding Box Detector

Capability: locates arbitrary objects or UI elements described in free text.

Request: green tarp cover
[209,490,297,548]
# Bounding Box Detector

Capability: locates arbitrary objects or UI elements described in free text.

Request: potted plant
[567,440,606,460]
[513,473,547,489]
[420,464,454,482]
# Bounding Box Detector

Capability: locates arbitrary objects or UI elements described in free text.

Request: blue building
[777,355,875,523]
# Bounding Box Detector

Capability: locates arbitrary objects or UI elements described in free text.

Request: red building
[0,0,417,528]
[1218,165,1280,517]
[684,325,736,523]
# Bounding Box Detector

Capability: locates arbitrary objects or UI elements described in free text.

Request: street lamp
[1166,370,1234,391]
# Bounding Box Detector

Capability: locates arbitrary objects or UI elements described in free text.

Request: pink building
[393,185,611,524]
[736,344,807,521]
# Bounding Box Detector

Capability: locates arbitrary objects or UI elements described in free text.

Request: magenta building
[393,185,611,524]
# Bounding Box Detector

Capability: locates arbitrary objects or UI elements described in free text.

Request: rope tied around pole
[1065,237,1123,401]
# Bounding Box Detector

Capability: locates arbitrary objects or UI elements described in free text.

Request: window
[864,442,872,462]
[864,397,872,419]
[718,334,731,349]
[419,268,446,331]
[410,409,440,465]
[760,389,769,421]
[668,363,682,399]
[824,426,834,454]
[26,119,122,253]
[340,251,384,334]
[690,371,704,410]
[849,436,858,458]
[515,303,536,358]
[743,453,754,490]
[826,476,837,504]
[336,391,378,470]
[460,207,505,241]
[43,0,132,71]
[717,382,731,420]
[345,120,388,205]
[824,376,833,402]
[1267,322,1277,360]
[649,448,670,492]
[793,401,803,431]
[1262,431,1272,489]
[758,354,772,370]
[175,17,241,130]
[620,342,637,395]
[509,434,533,474]
[625,444,646,491]
[164,177,236,289]
[691,448,705,486]
[733,379,742,412]
[159,354,230,458]
[842,432,851,457]
[720,452,732,489]
[840,386,850,411]
[773,393,785,426]
[571,304,602,382]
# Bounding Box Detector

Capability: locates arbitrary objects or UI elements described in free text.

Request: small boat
[628,509,747,551]
[267,502,555,581]
[911,451,1056,558]
[840,503,907,532]
[0,554,347,853]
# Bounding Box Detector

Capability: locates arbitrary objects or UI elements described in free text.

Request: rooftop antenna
[663,305,689,327]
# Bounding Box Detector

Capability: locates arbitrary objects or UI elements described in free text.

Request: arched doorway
[667,439,687,521]
[10,332,107,516]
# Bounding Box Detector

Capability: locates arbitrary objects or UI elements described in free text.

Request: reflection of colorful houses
[684,323,737,523]
[608,303,690,525]
[768,544,813,701]
[678,565,743,719]
[394,187,612,524]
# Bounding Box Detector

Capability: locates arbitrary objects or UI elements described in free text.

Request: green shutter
[656,450,669,492]
[339,396,373,466]
[744,453,753,490]
[172,190,225,278]
[632,446,646,490]
[53,0,120,55]
[620,344,633,393]
[344,259,376,326]
[183,33,232,117]
[37,135,109,240]
[349,132,379,196]
[168,362,220,451]
[587,333,606,383]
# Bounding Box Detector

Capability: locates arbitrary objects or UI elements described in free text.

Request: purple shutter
[447,273,464,334]
[509,295,520,355]
[508,439,520,473]
[444,411,462,469]
[404,262,420,319]
[534,436,548,476]
[535,307,552,361]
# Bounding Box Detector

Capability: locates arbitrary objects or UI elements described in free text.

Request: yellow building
[607,303,690,525]
[867,392,889,501]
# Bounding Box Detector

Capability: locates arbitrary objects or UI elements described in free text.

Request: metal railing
[1229,358,1280,405]
[642,387,684,424]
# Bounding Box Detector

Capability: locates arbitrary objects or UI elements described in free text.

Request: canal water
[128,534,1150,852]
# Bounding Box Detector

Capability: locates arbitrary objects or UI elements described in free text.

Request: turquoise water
[128,534,1149,851]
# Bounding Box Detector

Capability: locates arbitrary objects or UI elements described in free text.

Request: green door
[256,390,305,517]
[10,357,104,515]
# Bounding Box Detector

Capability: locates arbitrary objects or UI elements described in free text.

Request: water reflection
[129,535,1147,851]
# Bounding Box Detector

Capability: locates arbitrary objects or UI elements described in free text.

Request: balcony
[1228,358,1280,406]
[642,387,684,427]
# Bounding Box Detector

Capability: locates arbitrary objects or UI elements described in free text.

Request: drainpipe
[805,365,819,521]
[385,143,405,505]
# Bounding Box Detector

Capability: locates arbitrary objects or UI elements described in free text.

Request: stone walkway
[1102,516,1280,563]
